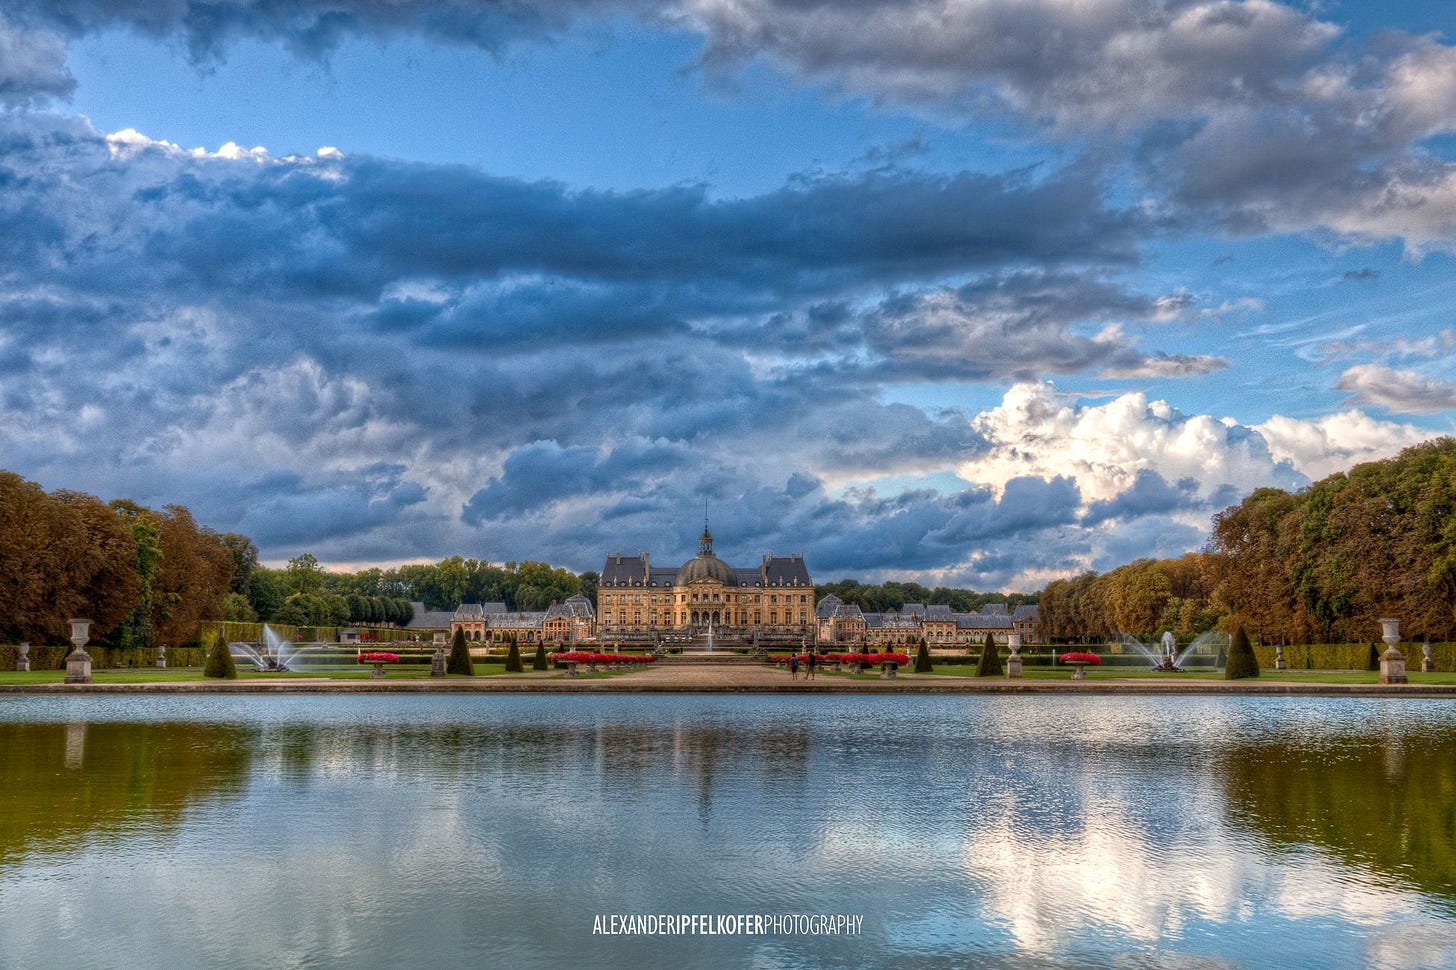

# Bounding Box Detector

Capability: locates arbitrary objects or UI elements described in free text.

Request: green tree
[976,632,1002,676]
[220,534,260,593]
[203,631,237,679]
[447,627,474,676]
[1224,625,1260,680]
[246,569,287,621]
[222,592,258,622]
[913,637,932,673]
[110,500,163,651]
[505,637,524,673]
[285,553,325,594]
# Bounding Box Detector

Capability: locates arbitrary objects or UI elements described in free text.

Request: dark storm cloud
[522,472,1086,577]
[685,0,1456,246]
[855,272,1226,382]
[4,1,1454,245]
[3,1,638,63]
[1080,469,1198,525]
[0,18,72,105]
[461,438,694,522]
[0,108,1233,583]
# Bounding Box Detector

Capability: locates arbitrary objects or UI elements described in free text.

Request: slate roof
[406,602,456,629]
[546,595,595,619]
[1012,604,1039,620]
[600,553,680,587]
[487,611,548,629]
[816,594,842,619]
[864,611,920,629]
[981,602,1009,616]
[601,550,812,588]
[954,613,1013,630]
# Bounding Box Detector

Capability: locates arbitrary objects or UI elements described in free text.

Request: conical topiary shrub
[1366,641,1381,672]
[975,632,1002,677]
[1224,626,1260,679]
[447,627,475,676]
[533,642,548,671]
[203,631,237,679]
[913,637,932,673]
[505,636,524,672]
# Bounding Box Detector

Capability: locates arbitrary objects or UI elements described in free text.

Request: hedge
[1252,642,1453,672]
[0,644,209,670]
[203,621,433,645]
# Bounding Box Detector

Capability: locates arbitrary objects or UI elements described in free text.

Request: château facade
[597,527,815,639]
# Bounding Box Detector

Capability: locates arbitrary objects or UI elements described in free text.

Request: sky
[1,0,1455,589]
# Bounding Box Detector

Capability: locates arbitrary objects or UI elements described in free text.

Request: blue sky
[2,1,1455,588]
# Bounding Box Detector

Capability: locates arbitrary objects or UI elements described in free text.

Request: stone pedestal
[156,645,167,669]
[1379,647,1408,685]
[880,662,897,680]
[430,647,447,677]
[1275,645,1287,670]
[64,619,93,685]
[1005,654,1023,679]
[15,642,29,673]
[1378,618,1407,684]
[370,662,387,679]
[64,649,93,685]
[1071,663,1087,680]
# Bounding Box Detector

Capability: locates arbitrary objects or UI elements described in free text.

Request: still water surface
[0,695,1453,969]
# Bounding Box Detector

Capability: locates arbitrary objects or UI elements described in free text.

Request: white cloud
[1256,410,1440,479]
[1336,364,1456,414]
[960,382,1304,505]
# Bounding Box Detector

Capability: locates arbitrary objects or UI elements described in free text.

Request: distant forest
[6,437,1453,646]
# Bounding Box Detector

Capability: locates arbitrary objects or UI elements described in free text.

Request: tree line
[0,472,234,647]
[1037,438,1456,644]
[225,552,595,627]
[813,579,1036,615]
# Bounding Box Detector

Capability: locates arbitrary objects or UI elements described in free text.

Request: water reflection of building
[597,527,815,642]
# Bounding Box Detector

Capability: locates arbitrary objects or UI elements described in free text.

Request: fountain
[705,620,714,653]
[229,624,329,672]
[1117,630,1223,672]
[1117,634,1164,670]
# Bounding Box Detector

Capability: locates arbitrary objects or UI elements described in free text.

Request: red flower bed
[357,652,400,664]
[821,652,911,666]
[551,652,655,666]
[1058,652,1102,665]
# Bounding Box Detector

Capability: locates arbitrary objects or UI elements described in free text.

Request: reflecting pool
[0,695,1453,968]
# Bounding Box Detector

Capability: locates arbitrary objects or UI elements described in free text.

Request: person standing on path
[806,651,816,681]
[789,654,799,680]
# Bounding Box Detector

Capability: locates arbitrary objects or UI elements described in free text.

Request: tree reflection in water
[0,720,255,867]
[1217,727,1456,909]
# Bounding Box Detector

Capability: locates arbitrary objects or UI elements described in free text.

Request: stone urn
[64,619,93,685]
[1378,618,1407,685]
[1005,633,1023,679]
[15,642,29,673]
[1422,641,1435,673]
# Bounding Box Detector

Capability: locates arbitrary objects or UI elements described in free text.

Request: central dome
[676,525,739,586]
